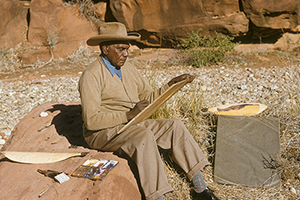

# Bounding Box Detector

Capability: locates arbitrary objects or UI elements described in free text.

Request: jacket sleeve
[78,70,128,131]
[135,71,170,103]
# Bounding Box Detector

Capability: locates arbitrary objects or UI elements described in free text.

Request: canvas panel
[214,115,280,188]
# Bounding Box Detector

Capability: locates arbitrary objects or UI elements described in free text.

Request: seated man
[79,22,218,200]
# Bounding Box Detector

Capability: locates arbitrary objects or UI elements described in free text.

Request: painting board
[117,79,188,134]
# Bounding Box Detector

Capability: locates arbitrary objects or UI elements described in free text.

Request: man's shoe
[191,187,219,200]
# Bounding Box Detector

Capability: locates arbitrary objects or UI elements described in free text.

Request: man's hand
[126,100,149,121]
[167,74,195,87]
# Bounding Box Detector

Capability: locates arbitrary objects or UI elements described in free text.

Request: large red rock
[21,0,98,64]
[0,0,28,49]
[203,0,240,17]
[0,102,141,200]
[3,0,300,60]
[109,0,249,46]
[94,1,107,21]
[242,0,300,29]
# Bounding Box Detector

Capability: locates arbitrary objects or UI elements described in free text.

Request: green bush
[178,30,238,67]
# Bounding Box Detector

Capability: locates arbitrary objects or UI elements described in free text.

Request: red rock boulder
[21,0,99,64]
[242,0,300,30]
[0,102,141,200]
[0,0,28,49]
[109,0,249,46]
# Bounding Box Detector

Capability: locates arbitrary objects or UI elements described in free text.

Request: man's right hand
[126,100,149,121]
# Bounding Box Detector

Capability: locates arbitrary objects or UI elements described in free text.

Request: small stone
[27,76,36,81]
[0,139,5,145]
[290,187,297,194]
[3,130,11,136]
[39,112,48,117]
[270,85,278,90]
[31,80,42,84]
[241,85,247,90]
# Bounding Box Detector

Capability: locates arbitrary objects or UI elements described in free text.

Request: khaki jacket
[78,57,169,131]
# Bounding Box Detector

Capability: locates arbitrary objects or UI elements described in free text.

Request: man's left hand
[167,74,195,87]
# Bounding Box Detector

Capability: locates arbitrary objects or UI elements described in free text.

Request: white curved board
[208,103,268,116]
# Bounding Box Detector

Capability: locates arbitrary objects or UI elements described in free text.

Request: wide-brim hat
[87,22,141,46]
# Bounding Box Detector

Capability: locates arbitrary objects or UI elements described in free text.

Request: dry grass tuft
[64,46,99,66]
[0,44,98,74]
[0,41,26,73]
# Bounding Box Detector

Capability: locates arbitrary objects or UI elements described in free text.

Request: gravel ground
[2,62,299,131]
[1,62,300,150]
[0,60,300,198]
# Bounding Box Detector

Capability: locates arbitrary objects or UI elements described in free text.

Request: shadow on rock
[47,104,89,148]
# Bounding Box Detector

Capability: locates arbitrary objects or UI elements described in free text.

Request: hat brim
[87,33,141,46]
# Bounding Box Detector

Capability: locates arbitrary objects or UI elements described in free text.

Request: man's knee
[137,129,156,144]
[120,128,157,157]
[170,119,187,132]
[126,127,156,147]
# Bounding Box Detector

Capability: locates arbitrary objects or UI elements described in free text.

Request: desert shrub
[178,30,238,67]
[63,0,97,22]
[64,46,98,66]
[275,50,291,58]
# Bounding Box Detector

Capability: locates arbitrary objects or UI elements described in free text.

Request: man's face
[102,43,130,69]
